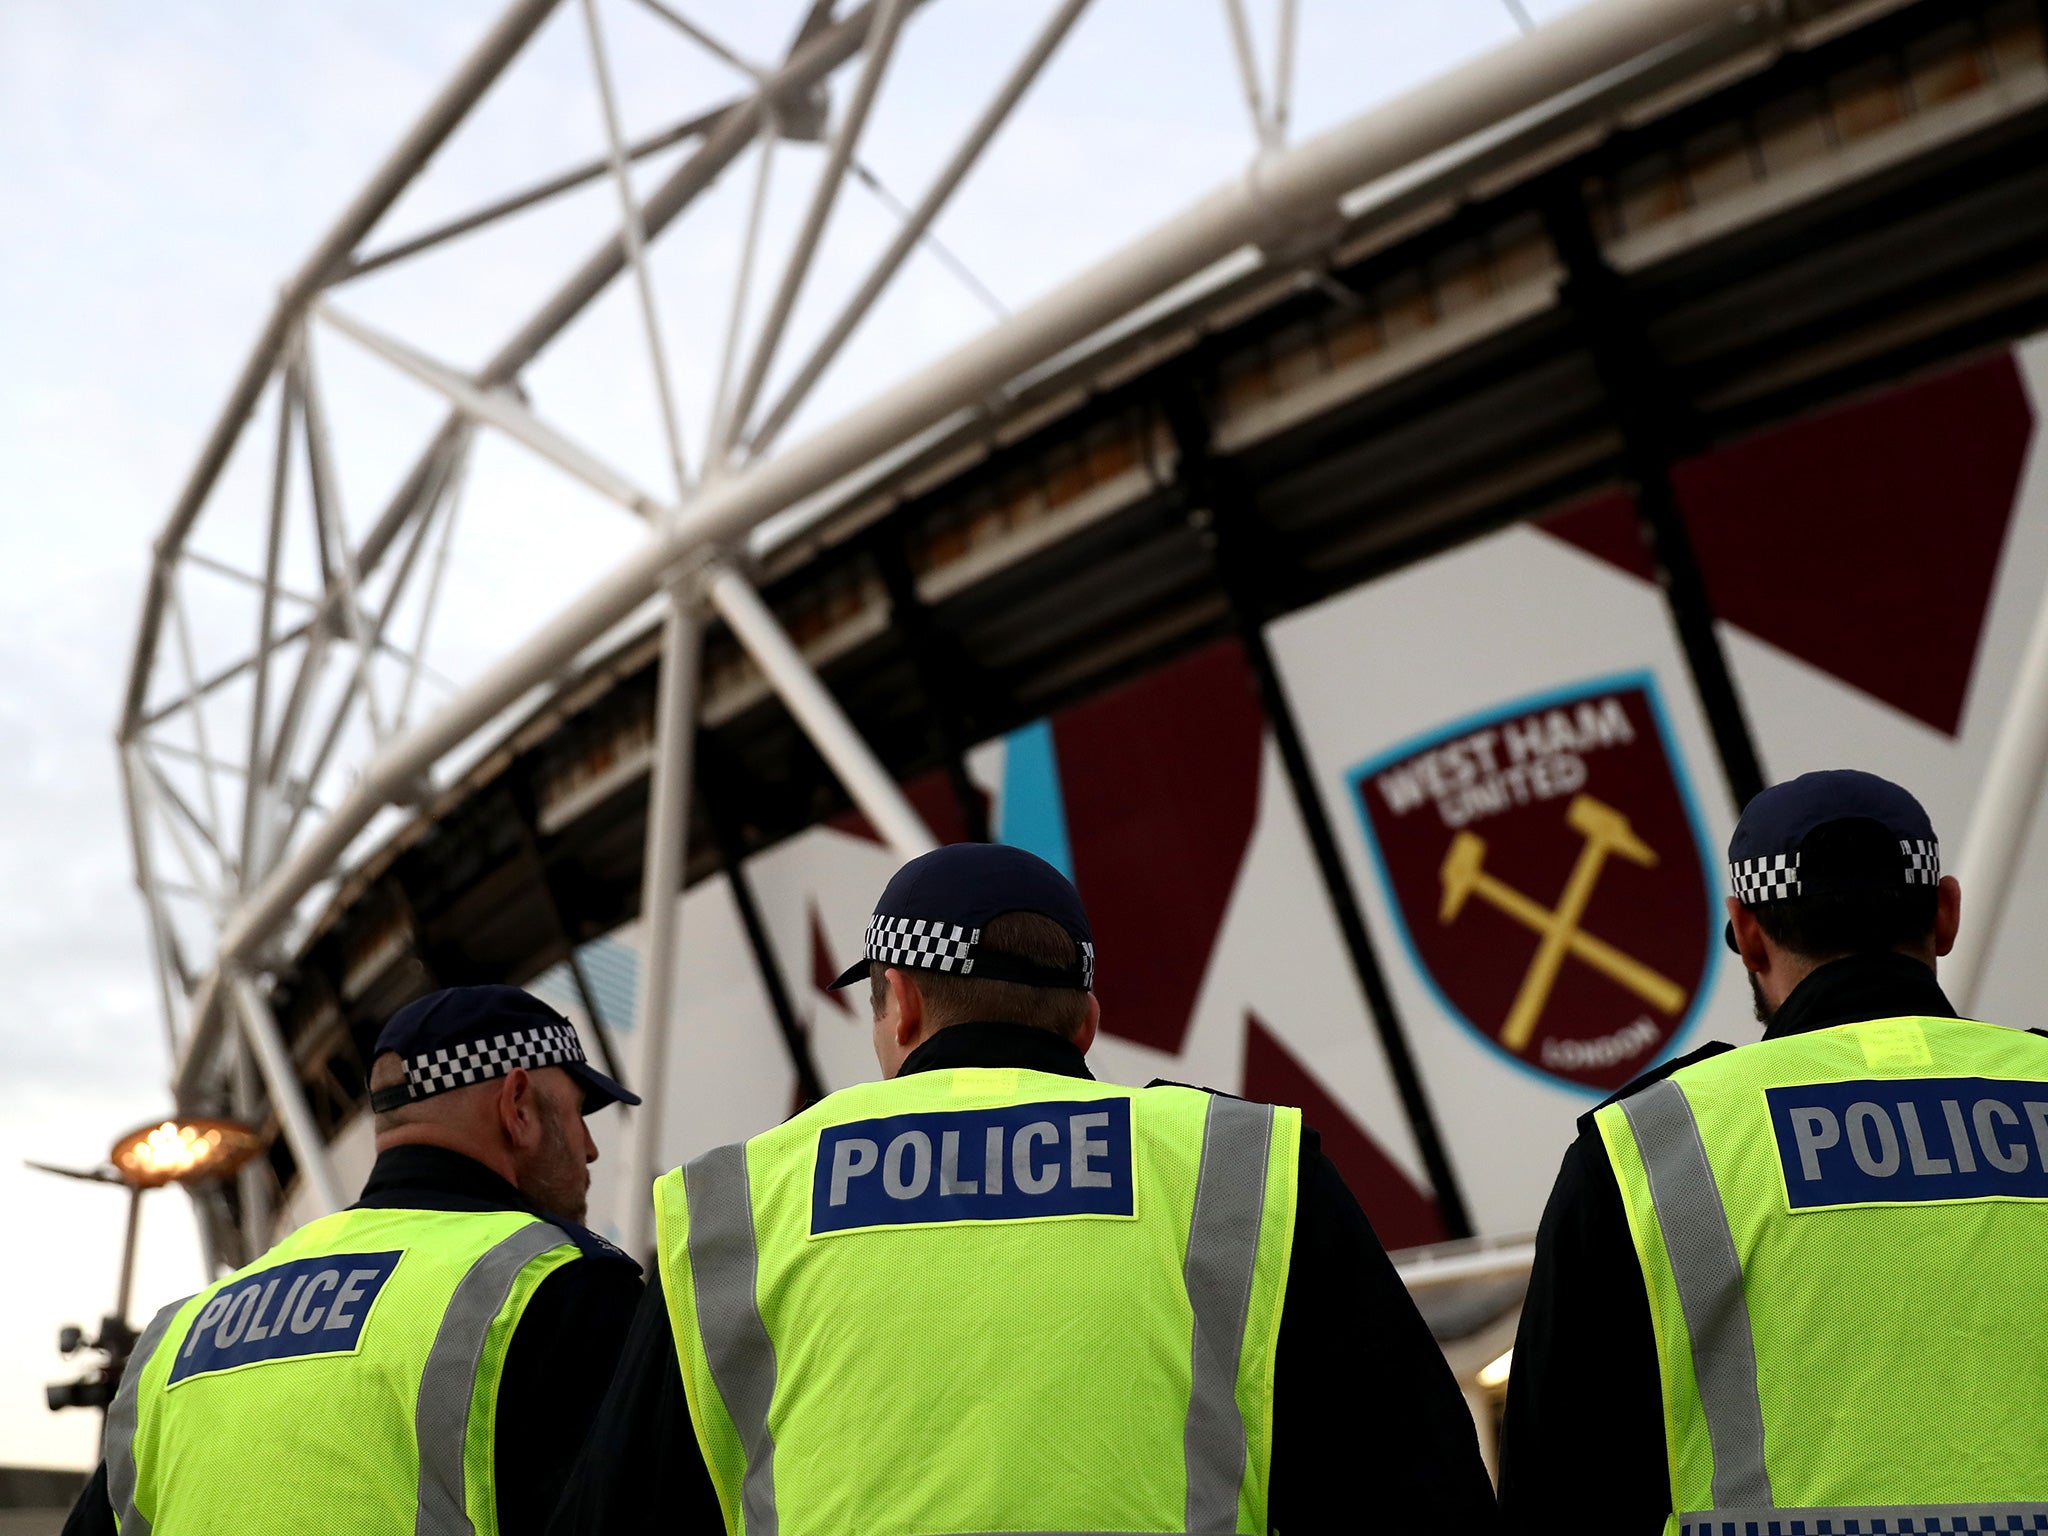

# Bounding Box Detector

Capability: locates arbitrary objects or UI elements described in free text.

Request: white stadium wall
[509,331,2048,1251]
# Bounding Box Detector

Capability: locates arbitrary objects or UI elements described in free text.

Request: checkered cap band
[865,914,979,974]
[1732,838,1942,904]
[1730,852,1801,904]
[864,917,1096,989]
[394,1021,585,1104]
[1902,837,1941,884]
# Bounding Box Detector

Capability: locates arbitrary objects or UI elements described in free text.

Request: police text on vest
[167,1250,403,1384]
[811,1100,1135,1235]
[1765,1078,2048,1209]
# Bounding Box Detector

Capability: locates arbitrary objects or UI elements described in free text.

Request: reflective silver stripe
[1681,1503,2048,1534]
[105,1293,189,1535]
[685,1141,780,1536]
[1182,1095,1275,1536]
[1620,1079,1773,1512]
[415,1221,570,1536]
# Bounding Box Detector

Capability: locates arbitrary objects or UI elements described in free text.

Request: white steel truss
[119,0,1764,1242]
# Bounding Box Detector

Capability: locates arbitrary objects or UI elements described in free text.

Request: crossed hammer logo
[1438,793,1688,1054]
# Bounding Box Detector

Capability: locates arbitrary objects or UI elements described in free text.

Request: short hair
[1748,820,1938,959]
[369,1051,429,1133]
[869,910,1090,1040]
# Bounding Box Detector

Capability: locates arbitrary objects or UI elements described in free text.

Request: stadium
[85,0,2048,1485]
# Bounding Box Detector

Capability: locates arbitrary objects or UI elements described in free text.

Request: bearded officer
[65,985,643,1536]
[550,842,1495,1534]
[1498,770,2048,1532]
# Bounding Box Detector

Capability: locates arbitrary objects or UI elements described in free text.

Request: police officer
[65,985,643,1536]
[551,843,1495,1534]
[1498,770,2048,1532]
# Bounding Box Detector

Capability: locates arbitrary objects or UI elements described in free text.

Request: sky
[0,0,1590,1471]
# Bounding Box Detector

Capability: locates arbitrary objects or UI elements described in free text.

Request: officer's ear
[1933,874,1961,958]
[1073,993,1100,1055]
[1727,897,1771,975]
[497,1067,542,1149]
[886,966,925,1048]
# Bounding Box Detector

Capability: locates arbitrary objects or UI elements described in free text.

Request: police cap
[370,984,640,1114]
[1723,769,1940,952]
[828,843,1095,992]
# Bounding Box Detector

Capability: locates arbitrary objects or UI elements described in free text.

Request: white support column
[185,1184,225,1281]
[165,577,231,869]
[582,0,692,496]
[1946,577,2048,1012]
[232,1044,273,1259]
[120,745,189,1056]
[623,583,704,1260]
[704,561,936,860]
[228,969,345,1218]
[1221,0,1272,148]
[707,124,780,460]
[718,0,911,462]
[397,430,473,732]
[1272,0,1298,143]
[749,0,1091,457]
[240,372,297,889]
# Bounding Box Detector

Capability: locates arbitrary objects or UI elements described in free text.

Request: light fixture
[109,1116,261,1189]
[1476,1347,1513,1391]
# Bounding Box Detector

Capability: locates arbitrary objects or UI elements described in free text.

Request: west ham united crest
[1349,673,1717,1093]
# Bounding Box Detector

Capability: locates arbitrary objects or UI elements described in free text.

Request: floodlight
[108,1117,261,1190]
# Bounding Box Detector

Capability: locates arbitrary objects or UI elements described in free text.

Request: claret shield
[1349,673,1717,1092]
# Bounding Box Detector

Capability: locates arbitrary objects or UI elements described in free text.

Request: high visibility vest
[104,1204,582,1535]
[655,1067,1302,1536]
[1595,1015,2048,1534]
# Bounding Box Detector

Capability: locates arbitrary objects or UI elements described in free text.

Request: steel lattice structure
[119,0,1801,1261]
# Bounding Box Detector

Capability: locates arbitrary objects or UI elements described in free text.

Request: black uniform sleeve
[496,1252,647,1536]
[1270,1130,1499,1532]
[1495,1130,1668,1534]
[60,1461,114,1536]
[545,1268,723,1535]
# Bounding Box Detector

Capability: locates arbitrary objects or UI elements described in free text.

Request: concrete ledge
[0,1467,85,1511]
